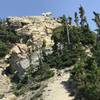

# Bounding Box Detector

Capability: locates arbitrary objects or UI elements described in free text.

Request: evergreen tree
[74,12,79,26]
[51,26,64,55]
[61,15,70,46]
[68,16,72,25]
[93,12,100,42]
[79,5,89,31]
[93,12,100,66]
[71,57,100,100]
[79,5,85,27]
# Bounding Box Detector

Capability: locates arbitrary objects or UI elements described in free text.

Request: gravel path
[42,68,75,100]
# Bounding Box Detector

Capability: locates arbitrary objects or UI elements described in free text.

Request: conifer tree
[74,12,79,26]
[79,5,85,27]
[68,16,72,25]
[79,5,89,30]
[93,12,100,66]
[61,15,70,46]
[93,12,100,42]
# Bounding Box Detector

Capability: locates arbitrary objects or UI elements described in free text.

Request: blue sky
[0,0,100,30]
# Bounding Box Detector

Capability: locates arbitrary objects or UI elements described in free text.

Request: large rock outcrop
[8,14,62,77]
[10,43,29,77]
[0,13,62,100]
[8,14,62,48]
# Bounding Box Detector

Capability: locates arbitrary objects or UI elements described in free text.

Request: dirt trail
[42,68,75,100]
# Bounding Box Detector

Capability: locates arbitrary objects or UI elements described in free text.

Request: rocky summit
[8,14,62,48]
[0,3,100,100]
[9,14,62,77]
[0,13,62,100]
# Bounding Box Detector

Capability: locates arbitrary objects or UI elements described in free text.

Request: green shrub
[80,31,96,46]
[34,63,54,81]
[0,41,8,57]
[0,94,4,99]
[29,83,41,90]
[14,86,27,96]
[71,57,100,100]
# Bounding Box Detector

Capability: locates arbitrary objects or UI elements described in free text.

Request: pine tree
[74,12,79,26]
[79,5,85,27]
[61,15,70,46]
[93,12,100,42]
[68,16,72,25]
[93,12,100,66]
[79,5,89,30]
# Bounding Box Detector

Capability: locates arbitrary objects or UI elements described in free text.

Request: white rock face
[10,43,29,77]
[0,14,62,100]
[8,15,62,48]
[9,14,62,77]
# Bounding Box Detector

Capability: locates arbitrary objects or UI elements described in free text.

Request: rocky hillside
[0,13,62,100]
[0,8,98,100]
[8,15,62,48]
[9,14,62,76]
